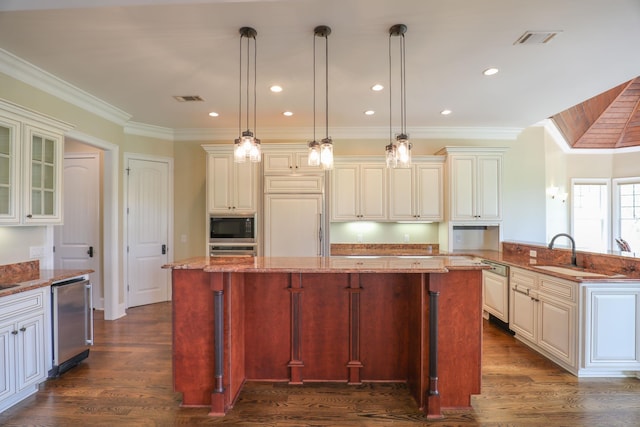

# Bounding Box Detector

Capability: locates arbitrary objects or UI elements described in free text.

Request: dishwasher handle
[85,282,94,345]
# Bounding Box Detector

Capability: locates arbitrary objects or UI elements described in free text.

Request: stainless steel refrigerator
[49,277,93,377]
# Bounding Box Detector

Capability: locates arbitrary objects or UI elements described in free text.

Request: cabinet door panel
[0,117,20,223]
[477,156,501,220]
[207,155,232,212]
[264,194,322,256]
[233,160,256,212]
[538,296,574,365]
[510,288,536,342]
[331,165,359,220]
[360,165,386,219]
[450,156,475,221]
[587,291,640,365]
[416,164,443,220]
[16,314,45,392]
[0,323,16,401]
[388,167,413,220]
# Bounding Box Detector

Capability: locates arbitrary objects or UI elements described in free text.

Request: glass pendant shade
[395,134,411,168]
[385,143,397,168]
[320,138,333,169]
[308,140,320,166]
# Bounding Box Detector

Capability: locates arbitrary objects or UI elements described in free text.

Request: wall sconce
[547,186,567,203]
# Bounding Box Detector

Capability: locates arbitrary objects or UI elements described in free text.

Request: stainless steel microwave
[209,214,256,243]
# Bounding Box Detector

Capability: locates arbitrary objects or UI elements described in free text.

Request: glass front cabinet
[0,99,72,225]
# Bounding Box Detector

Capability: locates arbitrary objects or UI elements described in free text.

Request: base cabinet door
[538,295,575,368]
[0,287,48,413]
[510,287,537,342]
[583,287,640,370]
[15,313,46,392]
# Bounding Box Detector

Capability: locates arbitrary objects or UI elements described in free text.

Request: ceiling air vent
[173,95,204,102]
[513,31,561,45]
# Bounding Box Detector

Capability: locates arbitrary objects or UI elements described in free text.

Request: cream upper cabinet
[0,99,72,225]
[438,147,505,223]
[0,115,21,223]
[388,159,443,221]
[331,162,386,221]
[263,148,323,175]
[23,125,64,224]
[203,146,257,214]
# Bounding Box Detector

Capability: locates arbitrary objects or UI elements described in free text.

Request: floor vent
[514,31,561,45]
[173,95,204,102]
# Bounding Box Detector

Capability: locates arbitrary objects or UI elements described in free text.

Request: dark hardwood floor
[1,302,639,426]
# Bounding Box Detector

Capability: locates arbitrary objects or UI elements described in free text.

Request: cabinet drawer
[511,268,537,289]
[0,288,45,322]
[264,175,324,193]
[539,276,577,303]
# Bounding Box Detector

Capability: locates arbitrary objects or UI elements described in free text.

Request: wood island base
[170,263,483,419]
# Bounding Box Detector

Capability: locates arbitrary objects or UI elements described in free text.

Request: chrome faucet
[548,233,577,266]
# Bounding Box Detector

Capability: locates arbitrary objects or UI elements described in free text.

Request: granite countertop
[458,248,640,283]
[163,255,487,273]
[0,260,93,297]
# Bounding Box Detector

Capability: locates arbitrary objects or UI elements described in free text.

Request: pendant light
[234,27,261,163]
[385,24,411,168]
[308,25,333,170]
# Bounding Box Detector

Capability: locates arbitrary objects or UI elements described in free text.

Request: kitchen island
[164,255,488,419]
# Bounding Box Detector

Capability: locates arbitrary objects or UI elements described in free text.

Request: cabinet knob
[20,327,26,332]
[26,214,33,218]
[11,330,18,335]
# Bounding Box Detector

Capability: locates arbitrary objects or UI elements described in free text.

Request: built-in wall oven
[209,213,257,256]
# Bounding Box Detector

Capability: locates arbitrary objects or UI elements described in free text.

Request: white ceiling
[0,0,639,141]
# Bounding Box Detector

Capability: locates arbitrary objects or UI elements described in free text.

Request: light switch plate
[529,250,537,258]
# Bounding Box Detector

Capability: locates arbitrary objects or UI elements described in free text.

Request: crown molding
[171,125,523,142]
[0,48,132,126]
[124,121,175,140]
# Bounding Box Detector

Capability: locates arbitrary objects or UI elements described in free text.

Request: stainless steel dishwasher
[49,277,93,377]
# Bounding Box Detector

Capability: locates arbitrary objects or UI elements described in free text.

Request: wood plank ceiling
[551,77,640,149]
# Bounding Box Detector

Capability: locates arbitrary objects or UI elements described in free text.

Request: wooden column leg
[288,273,304,384]
[347,273,363,384]
[210,289,226,415]
[426,289,443,419]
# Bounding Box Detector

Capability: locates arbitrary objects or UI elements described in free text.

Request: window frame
[570,178,611,252]
[612,177,640,253]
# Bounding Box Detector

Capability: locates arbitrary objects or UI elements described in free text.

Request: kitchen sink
[533,265,617,278]
[0,283,19,290]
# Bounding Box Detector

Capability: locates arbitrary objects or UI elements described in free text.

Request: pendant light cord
[388,33,392,143]
[324,31,329,140]
[313,32,316,142]
[400,31,406,136]
[253,35,257,136]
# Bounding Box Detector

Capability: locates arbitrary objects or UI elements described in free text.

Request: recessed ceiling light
[440,109,452,116]
[208,112,219,117]
[364,110,375,115]
[483,67,499,76]
[270,85,283,92]
[371,84,384,91]
[283,111,293,116]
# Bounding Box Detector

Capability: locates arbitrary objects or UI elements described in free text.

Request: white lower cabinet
[0,287,50,413]
[509,267,577,373]
[581,285,640,376]
[509,267,640,377]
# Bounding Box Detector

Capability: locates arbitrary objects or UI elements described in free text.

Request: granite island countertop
[163,255,488,273]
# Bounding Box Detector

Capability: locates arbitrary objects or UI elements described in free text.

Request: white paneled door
[54,153,102,309]
[126,157,171,308]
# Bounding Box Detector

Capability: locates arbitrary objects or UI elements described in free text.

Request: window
[571,179,610,252]
[613,178,640,253]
